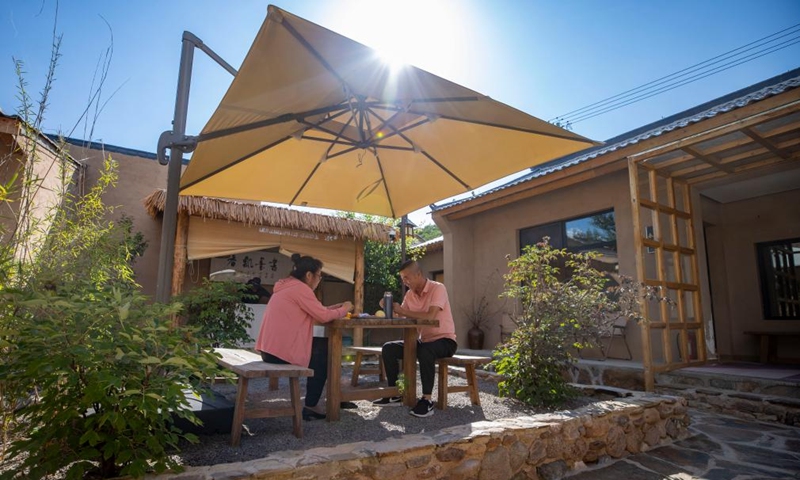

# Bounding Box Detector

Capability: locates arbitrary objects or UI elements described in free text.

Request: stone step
[655,382,800,427]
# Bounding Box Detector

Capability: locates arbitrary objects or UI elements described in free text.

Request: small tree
[494,239,619,407]
[178,279,254,348]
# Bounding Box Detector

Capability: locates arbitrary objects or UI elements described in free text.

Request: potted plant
[464,272,505,350]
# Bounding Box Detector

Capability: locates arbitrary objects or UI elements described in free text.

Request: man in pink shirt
[373,260,457,417]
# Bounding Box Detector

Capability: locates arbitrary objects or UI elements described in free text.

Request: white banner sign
[209,251,292,285]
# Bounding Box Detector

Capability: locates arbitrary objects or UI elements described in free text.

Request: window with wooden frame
[519,210,618,281]
[757,237,800,320]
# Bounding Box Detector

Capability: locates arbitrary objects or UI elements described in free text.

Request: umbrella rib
[299,119,361,145]
[278,15,354,94]
[301,136,358,147]
[196,104,350,143]
[405,111,596,144]
[367,107,471,190]
[288,111,357,206]
[180,136,292,191]
[370,148,396,219]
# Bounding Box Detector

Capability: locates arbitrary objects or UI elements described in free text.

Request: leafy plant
[395,373,408,395]
[493,238,620,407]
[178,279,254,348]
[336,212,423,314]
[1,288,220,479]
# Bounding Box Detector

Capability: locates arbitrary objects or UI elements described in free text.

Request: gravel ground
[174,366,591,468]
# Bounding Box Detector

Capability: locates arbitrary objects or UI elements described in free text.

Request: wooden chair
[349,346,386,387]
[214,348,313,446]
[436,355,491,410]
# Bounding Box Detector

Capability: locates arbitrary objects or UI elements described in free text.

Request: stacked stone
[150,395,690,480]
[658,385,800,427]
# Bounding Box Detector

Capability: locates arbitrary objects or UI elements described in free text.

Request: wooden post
[353,240,365,346]
[171,211,190,297]
[628,158,655,391]
[171,211,190,327]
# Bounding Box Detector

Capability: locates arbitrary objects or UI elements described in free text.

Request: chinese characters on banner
[209,251,292,285]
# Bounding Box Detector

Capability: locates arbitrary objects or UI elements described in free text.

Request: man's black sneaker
[410,398,435,417]
[372,396,402,406]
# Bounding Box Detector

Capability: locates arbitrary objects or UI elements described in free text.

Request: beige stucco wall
[702,187,800,361]
[64,144,169,298]
[417,248,443,279]
[436,170,640,355]
[0,124,79,261]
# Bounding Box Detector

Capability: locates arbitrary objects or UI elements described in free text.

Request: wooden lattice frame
[629,158,707,391]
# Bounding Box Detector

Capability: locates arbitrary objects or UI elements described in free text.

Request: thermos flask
[383,291,393,319]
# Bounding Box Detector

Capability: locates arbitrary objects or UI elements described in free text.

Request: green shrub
[178,279,253,347]
[494,239,618,407]
[0,158,222,478]
[1,288,220,479]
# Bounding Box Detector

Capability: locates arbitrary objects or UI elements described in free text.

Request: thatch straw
[143,190,392,243]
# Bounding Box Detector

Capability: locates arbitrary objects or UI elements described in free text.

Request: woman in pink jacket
[256,254,352,420]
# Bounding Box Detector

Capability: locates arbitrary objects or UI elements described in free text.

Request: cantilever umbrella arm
[155,31,237,304]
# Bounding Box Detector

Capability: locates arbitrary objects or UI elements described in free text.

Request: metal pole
[155,32,196,304]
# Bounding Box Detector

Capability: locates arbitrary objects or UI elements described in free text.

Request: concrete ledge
[147,392,689,480]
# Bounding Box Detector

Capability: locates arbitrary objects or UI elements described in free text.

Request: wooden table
[325,317,439,421]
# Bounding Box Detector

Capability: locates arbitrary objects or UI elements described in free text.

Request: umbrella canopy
[180,5,599,218]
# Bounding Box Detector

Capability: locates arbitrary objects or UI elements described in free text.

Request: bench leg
[351,352,363,387]
[231,376,248,447]
[378,355,385,383]
[269,377,279,391]
[760,335,769,364]
[437,362,447,410]
[466,364,480,406]
[289,377,303,439]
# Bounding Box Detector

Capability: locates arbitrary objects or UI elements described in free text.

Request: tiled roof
[414,235,443,252]
[47,135,190,165]
[433,67,800,211]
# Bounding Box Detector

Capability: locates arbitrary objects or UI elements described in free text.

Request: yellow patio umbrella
[178,5,599,218]
[155,5,599,301]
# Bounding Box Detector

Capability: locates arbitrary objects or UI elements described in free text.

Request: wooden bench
[436,355,492,410]
[349,346,385,387]
[744,331,800,363]
[214,348,313,446]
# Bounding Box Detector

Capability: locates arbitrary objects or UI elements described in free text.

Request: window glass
[566,211,617,252]
[758,238,800,320]
[520,222,563,250]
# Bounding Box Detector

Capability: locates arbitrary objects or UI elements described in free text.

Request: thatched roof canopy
[143,189,392,243]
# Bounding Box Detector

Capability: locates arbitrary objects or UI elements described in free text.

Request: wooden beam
[353,240,365,347]
[441,88,800,220]
[681,146,734,173]
[741,127,790,160]
[629,95,800,162]
[628,159,655,392]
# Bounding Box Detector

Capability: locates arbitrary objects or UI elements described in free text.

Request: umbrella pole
[155,33,237,304]
[155,33,195,304]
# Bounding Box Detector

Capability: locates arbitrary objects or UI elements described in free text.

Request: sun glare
[325,0,468,78]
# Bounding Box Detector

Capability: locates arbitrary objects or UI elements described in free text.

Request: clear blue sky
[2,0,799,224]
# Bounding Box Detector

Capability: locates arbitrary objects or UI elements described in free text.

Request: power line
[551,22,800,125]
[567,35,800,125]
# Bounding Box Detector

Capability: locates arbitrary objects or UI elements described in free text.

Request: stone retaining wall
[657,384,800,427]
[149,394,689,480]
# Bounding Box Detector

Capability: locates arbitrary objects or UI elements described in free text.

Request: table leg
[403,327,417,407]
[327,327,343,421]
[760,335,769,364]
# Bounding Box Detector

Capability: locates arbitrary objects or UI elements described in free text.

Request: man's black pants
[382,338,458,396]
